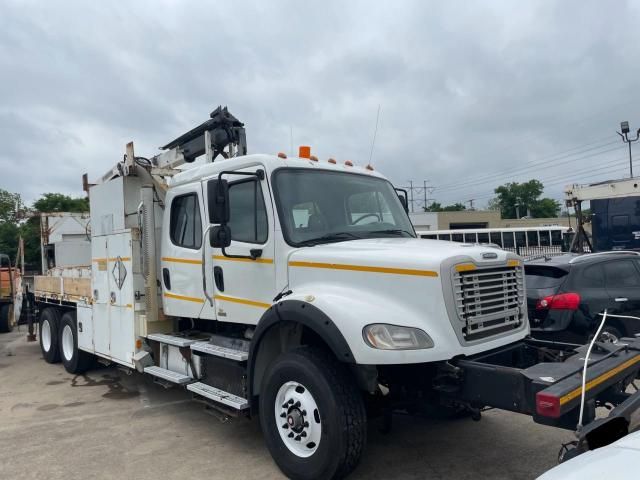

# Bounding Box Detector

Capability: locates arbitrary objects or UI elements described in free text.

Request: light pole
[617,121,640,178]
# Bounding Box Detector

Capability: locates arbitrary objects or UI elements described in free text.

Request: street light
[617,121,640,177]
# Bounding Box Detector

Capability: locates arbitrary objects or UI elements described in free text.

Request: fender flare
[248,300,355,403]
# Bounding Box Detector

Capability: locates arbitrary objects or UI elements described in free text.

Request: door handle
[615,297,629,302]
[214,266,224,292]
[162,268,171,290]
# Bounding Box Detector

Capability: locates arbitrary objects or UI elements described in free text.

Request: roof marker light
[345,160,354,167]
[277,152,287,159]
[328,158,337,164]
[366,164,374,171]
[309,155,318,162]
[299,146,311,159]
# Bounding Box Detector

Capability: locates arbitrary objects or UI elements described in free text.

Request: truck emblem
[482,252,498,259]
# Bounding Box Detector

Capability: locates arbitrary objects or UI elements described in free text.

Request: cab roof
[169,153,386,188]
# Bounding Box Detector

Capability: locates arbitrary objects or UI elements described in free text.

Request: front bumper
[449,336,640,440]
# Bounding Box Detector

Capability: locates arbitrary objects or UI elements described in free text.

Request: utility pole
[408,180,414,213]
[467,199,475,210]
[618,121,640,178]
[402,180,435,212]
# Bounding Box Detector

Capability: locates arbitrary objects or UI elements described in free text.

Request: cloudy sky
[1,0,640,210]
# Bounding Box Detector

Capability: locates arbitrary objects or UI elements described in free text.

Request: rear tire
[0,304,13,333]
[259,347,366,480]
[59,311,93,374]
[39,308,61,363]
[600,326,623,344]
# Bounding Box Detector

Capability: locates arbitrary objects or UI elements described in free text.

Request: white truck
[33,107,640,479]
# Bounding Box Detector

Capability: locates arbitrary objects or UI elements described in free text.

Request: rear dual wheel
[59,312,93,374]
[0,304,13,333]
[39,307,61,363]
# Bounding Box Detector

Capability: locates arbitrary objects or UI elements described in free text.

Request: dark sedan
[526,251,640,343]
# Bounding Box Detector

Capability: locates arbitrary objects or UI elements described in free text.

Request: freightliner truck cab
[34,108,640,480]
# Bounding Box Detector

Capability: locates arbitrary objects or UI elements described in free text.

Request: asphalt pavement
[0,330,583,479]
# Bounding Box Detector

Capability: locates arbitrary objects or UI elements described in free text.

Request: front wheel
[259,347,367,480]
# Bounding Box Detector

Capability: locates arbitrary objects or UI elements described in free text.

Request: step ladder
[187,382,249,410]
[143,366,193,385]
[190,341,248,361]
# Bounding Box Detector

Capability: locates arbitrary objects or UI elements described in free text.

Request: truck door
[161,184,209,318]
[91,236,109,356]
[203,169,275,325]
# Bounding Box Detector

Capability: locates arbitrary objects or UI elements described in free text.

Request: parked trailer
[0,253,19,333]
[32,108,640,479]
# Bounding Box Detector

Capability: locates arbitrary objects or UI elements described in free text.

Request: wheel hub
[274,381,321,458]
[287,408,304,432]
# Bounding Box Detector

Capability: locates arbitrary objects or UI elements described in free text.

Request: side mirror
[395,188,409,213]
[210,225,231,248]
[207,179,230,224]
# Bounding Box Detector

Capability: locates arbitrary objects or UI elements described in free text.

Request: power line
[446,159,629,203]
[436,135,617,189]
[436,141,622,193]
[439,157,627,203]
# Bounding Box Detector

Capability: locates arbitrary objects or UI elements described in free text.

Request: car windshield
[273,168,415,246]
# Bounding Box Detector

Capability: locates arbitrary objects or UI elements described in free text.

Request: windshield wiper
[298,231,363,246]
[370,229,415,237]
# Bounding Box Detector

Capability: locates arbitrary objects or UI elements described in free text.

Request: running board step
[147,333,196,348]
[144,366,193,385]
[190,342,248,361]
[187,382,249,410]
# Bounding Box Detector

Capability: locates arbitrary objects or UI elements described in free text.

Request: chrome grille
[454,265,524,340]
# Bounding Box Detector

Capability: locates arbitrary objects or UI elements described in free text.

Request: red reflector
[536,392,561,418]
[536,293,580,311]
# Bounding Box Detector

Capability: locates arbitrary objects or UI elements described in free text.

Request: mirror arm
[220,247,262,261]
[202,225,214,306]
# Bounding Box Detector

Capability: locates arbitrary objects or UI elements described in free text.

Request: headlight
[363,324,434,350]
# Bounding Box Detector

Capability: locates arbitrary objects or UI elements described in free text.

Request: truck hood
[288,237,512,271]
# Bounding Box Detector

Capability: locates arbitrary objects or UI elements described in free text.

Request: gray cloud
[1,0,640,208]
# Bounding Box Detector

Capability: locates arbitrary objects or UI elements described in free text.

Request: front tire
[59,311,93,374]
[259,347,366,480]
[39,308,61,363]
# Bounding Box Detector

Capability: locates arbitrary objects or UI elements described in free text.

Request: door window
[228,180,268,244]
[170,193,202,249]
[604,260,640,287]
[580,264,605,288]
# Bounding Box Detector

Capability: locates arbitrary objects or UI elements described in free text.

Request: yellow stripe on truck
[161,257,203,265]
[214,294,271,309]
[559,355,640,405]
[163,292,205,303]
[289,261,438,277]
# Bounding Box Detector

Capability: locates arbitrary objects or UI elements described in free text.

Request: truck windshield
[273,168,415,246]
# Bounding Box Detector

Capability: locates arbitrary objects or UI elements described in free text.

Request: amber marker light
[277,152,287,159]
[345,160,354,167]
[328,158,337,164]
[299,146,311,158]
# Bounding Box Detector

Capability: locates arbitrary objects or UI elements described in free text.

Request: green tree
[0,188,24,223]
[424,202,466,212]
[491,180,560,219]
[33,193,89,213]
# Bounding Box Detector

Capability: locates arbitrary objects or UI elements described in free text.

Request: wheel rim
[42,319,52,352]
[274,381,321,458]
[62,324,74,361]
